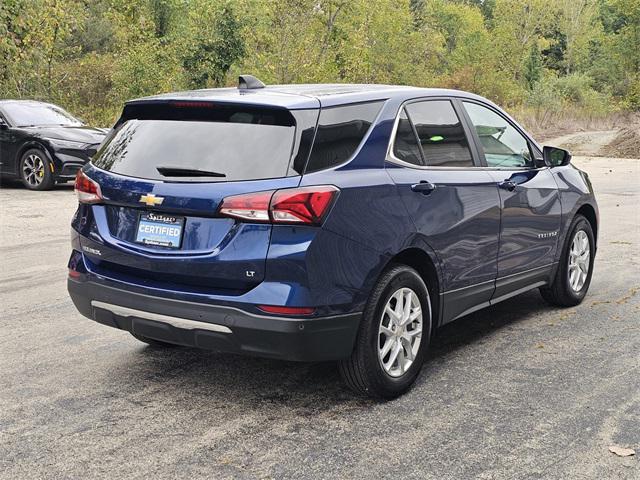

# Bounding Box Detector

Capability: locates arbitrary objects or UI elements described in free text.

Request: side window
[463,102,533,168]
[393,108,423,165]
[405,100,474,167]
[305,101,382,173]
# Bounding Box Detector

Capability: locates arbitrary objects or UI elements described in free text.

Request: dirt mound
[604,126,640,158]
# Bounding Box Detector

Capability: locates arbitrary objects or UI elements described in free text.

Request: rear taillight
[270,186,338,224]
[218,186,339,226]
[217,190,272,222]
[74,170,103,204]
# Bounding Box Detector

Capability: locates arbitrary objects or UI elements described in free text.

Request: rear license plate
[135,212,184,248]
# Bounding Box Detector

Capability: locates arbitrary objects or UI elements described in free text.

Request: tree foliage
[181,1,245,88]
[1,0,637,125]
[524,41,542,90]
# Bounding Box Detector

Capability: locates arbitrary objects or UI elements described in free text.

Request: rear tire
[19,148,55,191]
[130,332,178,348]
[338,264,432,399]
[540,214,595,307]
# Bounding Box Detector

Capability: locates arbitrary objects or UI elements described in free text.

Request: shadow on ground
[103,289,553,412]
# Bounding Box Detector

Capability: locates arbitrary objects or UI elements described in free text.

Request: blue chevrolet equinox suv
[68,76,598,398]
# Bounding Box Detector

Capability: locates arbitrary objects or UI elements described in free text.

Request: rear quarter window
[305,101,383,173]
[393,108,423,166]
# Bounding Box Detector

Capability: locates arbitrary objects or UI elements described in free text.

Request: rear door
[80,101,318,293]
[385,98,501,324]
[460,100,562,301]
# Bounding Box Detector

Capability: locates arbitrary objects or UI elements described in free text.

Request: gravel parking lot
[1,147,638,478]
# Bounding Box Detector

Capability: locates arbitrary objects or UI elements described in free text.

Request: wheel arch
[14,140,56,177]
[575,203,598,248]
[385,247,442,332]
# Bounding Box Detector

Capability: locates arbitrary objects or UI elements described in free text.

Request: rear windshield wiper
[156,166,226,178]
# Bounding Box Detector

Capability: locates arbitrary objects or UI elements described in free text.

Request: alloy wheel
[22,154,45,186]
[568,229,590,292]
[378,287,423,378]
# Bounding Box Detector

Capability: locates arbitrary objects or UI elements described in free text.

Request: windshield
[2,102,82,127]
[92,111,298,182]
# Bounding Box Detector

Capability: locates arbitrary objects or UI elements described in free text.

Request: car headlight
[49,138,88,149]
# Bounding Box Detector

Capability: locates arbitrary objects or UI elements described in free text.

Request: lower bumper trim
[91,301,232,333]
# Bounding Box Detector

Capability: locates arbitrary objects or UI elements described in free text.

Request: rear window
[404,100,474,168]
[92,104,300,182]
[305,101,383,173]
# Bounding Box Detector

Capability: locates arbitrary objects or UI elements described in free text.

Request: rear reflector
[257,305,316,316]
[68,268,81,278]
[74,170,103,204]
[218,185,339,225]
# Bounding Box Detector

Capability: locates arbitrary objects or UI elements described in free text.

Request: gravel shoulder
[545,130,619,156]
[0,145,638,478]
[542,127,640,158]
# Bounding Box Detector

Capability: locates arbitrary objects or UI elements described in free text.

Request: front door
[386,99,501,324]
[460,100,562,301]
[0,111,21,177]
[0,113,10,175]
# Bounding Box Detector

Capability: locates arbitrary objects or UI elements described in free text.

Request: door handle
[411,181,436,195]
[498,180,517,191]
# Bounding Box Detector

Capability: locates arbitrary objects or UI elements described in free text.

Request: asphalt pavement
[1,154,638,479]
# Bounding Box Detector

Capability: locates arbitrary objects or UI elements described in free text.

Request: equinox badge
[139,193,164,206]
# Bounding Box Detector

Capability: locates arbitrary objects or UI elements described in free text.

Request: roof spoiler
[238,75,266,90]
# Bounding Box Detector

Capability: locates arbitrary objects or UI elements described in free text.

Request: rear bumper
[68,278,361,362]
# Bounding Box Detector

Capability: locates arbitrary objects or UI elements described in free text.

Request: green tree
[336,0,430,84]
[606,0,640,108]
[492,0,559,80]
[0,0,84,98]
[71,0,114,54]
[524,41,542,89]
[182,1,245,88]
[558,0,600,74]
[2,0,638,124]
[236,0,341,84]
[111,40,183,100]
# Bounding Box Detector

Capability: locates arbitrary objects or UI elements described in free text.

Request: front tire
[540,214,595,307]
[19,148,55,191]
[339,265,432,399]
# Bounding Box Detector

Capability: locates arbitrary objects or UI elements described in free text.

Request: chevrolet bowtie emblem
[139,193,164,206]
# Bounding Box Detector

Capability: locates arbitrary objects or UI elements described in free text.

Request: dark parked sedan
[0,100,107,190]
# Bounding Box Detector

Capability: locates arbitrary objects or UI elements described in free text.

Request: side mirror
[0,119,8,130]
[543,146,571,167]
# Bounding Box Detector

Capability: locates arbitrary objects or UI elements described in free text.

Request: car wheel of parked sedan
[130,332,179,348]
[540,214,595,307]
[19,148,55,191]
[339,264,432,399]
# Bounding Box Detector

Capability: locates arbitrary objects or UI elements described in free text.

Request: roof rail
[238,75,266,90]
